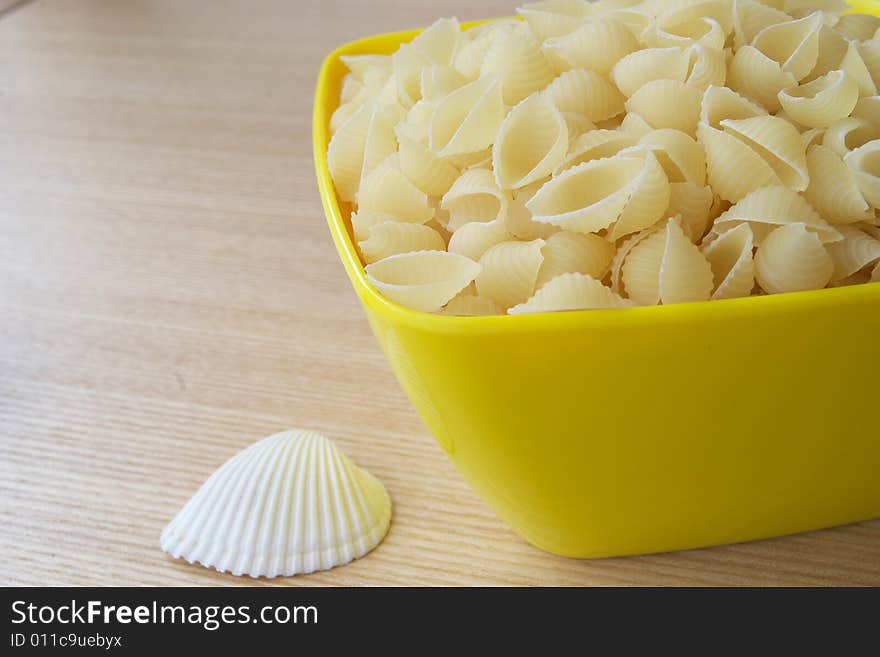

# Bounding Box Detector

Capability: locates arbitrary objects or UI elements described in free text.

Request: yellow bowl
[313,18,880,558]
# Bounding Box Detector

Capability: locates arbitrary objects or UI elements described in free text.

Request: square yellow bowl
[313,16,880,558]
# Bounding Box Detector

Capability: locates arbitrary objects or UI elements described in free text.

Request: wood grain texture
[1,0,878,587]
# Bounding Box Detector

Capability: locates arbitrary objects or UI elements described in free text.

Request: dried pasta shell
[441,168,509,232]
[638,128,706,184]
[542,17,640,75]
[441,291,503,316]
[857,40,880,91]
[806,25,849,82]
[719,115,809,191]
[327,102,372,202]
[507,183,561,240]
[536,230,616,288]
[752,11,823,82]
[544,69,626,122]
[493,93,568,190]
[341,54,392,83]
[626,79,703,136]
[643,16,727,51]
[358,222,446,264]
[365,250,481,312]
[840,42,878,99]
[777,70,858,129]
[561,112,596,140]
[699,124,782,202]
[834,13,880,42]
[620,112,655,138]
[801,127,825,148]
[476,239,546,309]
[397,133,460,197]
[667,181,714,241]
[509,273,634,314]
[803,144,872,224]
[481,29,555,104]
[420,65,467,102]
[853,97,880,130]
[728,45,797,112]
[715,185,841,244]
[448,220,512,261]
[610,224,660,294]
[825,224,880,281]
[699,84,767,129]
[611,47,690,98]
[160,429,391,578]
[844,140,880,209]
[351,209,402,242]
[754,223,833,293]
[557,129,637,172]
[686,44,728,91]
[621,226,667,304]
[526,156,644,233]
[822,117,880,158]
[517,0,592,41]
[659,217,714,304]
[358,155,434,223]
[610,150,671,240]
[330,101,362,135]
[701,222,756,299]
[732,0,792,50]
[429,76,505,157]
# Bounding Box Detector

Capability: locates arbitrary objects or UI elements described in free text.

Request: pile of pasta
[327,0,880,315]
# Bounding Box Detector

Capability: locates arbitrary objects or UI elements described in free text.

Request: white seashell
[701,222,755,299]
[544,68,626,122]
[727,45,796,112]
[429,76,505,157]
[480,28,554,104]
[509,272,635,314]
[476,239,546,309]
[667,181,714,242]
[536,230,616,288]
[754,222,833,293]
[441,291,503,316]
[752,11,822,82]
[777,70,859,129]
[161,429,391,578]
[732,0,791,51]
[542,17,639,76]
[626,80,703,136]
[358,222,446,264]
[844,140,880,209]
[611,47,690,98]
[803,145,872,225]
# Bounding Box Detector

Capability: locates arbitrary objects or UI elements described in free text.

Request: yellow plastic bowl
[313,16,880,558]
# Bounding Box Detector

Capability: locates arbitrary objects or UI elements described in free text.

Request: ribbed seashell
[329,101,362,136]
[754,223,833,293]
[699,85,767,129]
[358,222,446,264]
[825,224,880,281]
[397,133,460,198]
[719,115,809,190]
[667,181,714,242]
[727,45,797,112]
[803,145,872,225]
[357,155,434,223]
[642,16,726,51]
[341,54,392,83]
[621,217,713,305]
[611,47,690,98]
[440,168,509,232]
[452,32,490,81]
[542,16,639,75]
[481,29,554,104]
[393,44,429,108]
[327,102,373,202]
[441,292,502,316]
[526,155,644,233]
[686,44,728,91]
[801,127,825,148]
[701,222,756,299]
[420,65,467,102]
[507,182,561,241]
[638,128,706,184]
[609,150,671,240]
[620,112,654,138]
[609,224,659,294]
[784,0,849,19]
[822,117,880,158]
[732,0,792,50]
[806,25,849,83]
[476,239,546,309]
[509,273,634,314]
[160,429,391,578]
[835,12,880,42]
[517,0,592,41]
[429,76,505,157]
[448,220,511,261]
[777,70,858,129]
[557,129,637,172]
[493,93,568,190]
[351,209,402,242]
[844,140,880,209]
[715,185,841,245]
[365,250,481,312]
[625,79,703,136]
[340,71,364,103]
[536,230,616,288]
[544,69,626,122]
[603,7,653,38]
[840,42,878,98]
[752,11,822,82]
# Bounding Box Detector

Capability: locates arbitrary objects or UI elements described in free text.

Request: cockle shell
[161,429,391,578]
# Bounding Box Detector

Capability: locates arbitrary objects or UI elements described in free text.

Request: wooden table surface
[2,0,879,587]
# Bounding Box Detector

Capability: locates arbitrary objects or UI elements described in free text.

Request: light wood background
[1,0,878,587]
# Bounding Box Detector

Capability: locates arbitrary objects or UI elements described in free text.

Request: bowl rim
[312,17,880,335]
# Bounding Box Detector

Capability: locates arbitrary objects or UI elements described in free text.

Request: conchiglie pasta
[754,223,834,293]
[330,4,880,316]
[358,222,447,264]
[509,273,635,314]
[365,251,481,312]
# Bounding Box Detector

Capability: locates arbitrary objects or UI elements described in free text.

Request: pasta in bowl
[314,0,880,558]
